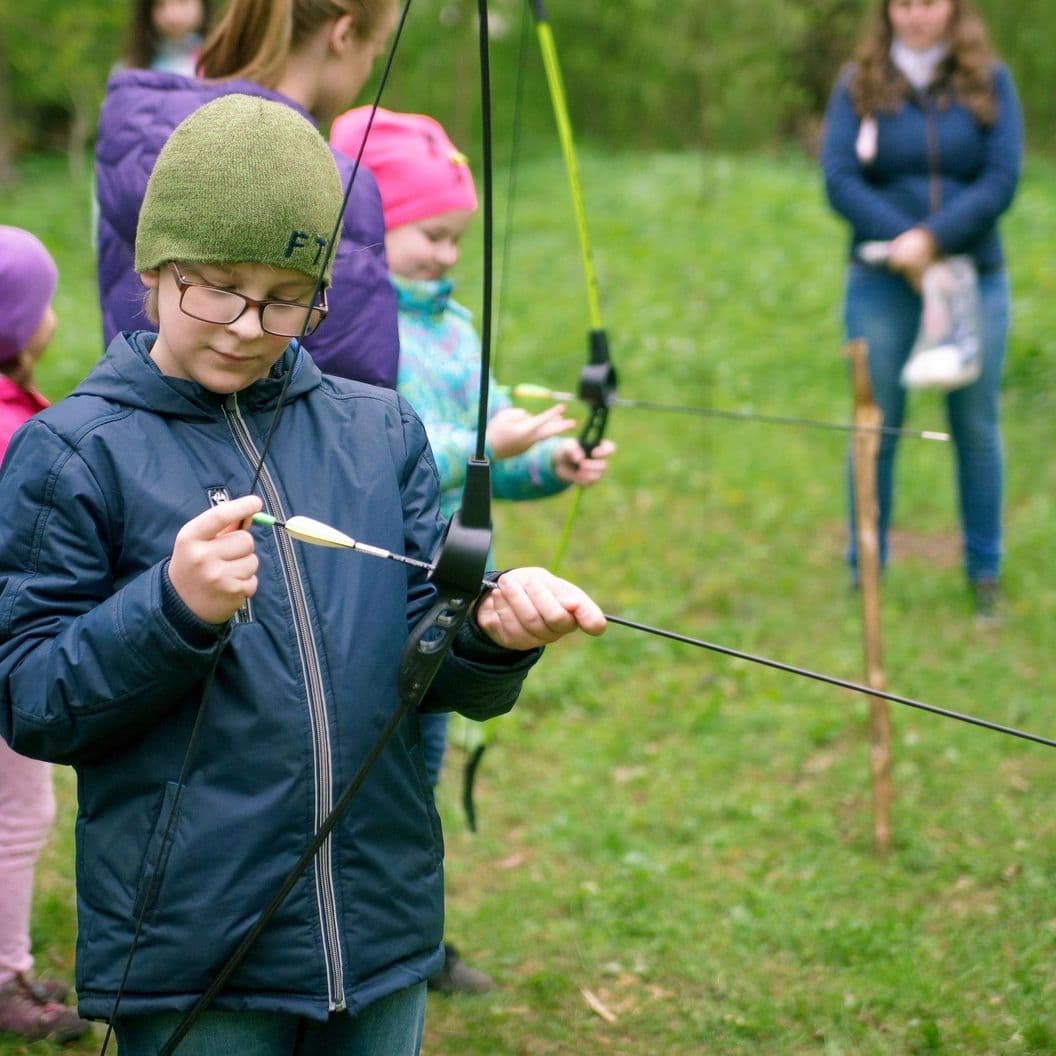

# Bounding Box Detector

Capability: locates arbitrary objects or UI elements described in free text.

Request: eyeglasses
[168,263,329,338]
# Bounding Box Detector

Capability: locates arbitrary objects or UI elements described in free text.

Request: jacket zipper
[922,92,942,215]
[224,393,346,1012]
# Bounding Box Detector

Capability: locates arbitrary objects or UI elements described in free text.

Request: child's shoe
[0,972,88,1043]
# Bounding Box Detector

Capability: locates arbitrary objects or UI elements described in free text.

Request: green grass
[1,146,1054,1055]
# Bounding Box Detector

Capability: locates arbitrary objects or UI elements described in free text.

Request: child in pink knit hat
[331,107,615,996]
[330,106,614,535]
[0,226,88,1044]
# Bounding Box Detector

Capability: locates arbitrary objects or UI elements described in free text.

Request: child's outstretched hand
[487,405,577,459]
[552,438,616,486]
[168,495,263,624]
[475,567,607,651]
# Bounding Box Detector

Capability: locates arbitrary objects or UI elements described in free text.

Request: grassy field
[1,144,1054,1054]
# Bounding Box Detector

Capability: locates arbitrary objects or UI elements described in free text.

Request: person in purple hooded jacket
[95,0,401,388]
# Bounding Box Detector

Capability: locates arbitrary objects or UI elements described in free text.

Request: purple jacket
[94,70,399,388]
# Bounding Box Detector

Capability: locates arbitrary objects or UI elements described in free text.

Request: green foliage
[1,143,1054,1054]
[0,0,124,161]
[975,0,1056,154]
[1,0,1054,163]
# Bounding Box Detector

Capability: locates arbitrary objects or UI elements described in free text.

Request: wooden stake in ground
[845,338,893,855]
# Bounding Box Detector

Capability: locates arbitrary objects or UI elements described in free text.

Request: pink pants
[0,738,54,986]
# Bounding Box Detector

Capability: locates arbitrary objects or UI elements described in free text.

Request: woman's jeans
[843,263,1009,583]
[114,982,427,1056]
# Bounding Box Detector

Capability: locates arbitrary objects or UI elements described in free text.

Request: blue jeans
[114,982,427,1056]
[843,263,1009,583]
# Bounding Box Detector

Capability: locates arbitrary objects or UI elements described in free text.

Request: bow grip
[398,459,493,707]
[577,329,617,456]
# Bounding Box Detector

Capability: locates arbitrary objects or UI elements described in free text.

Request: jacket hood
[95,69,400,389]
[97,71,314,250]
[76,331,322,421]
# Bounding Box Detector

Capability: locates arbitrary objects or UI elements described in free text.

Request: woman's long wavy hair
[198,0,389,86]
[850,0,997,125]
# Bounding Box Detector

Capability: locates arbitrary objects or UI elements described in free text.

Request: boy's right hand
[168,495,263,624]
[486,405,577,460]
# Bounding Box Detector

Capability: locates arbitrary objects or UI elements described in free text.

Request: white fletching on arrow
[282,515,358,549]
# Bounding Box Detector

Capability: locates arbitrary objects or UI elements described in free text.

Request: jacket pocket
[132,780,184,921]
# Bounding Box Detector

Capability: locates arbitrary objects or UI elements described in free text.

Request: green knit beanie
[136,95,343,284]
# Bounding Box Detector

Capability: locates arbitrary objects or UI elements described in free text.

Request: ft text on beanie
[331,107,477,231]
[136,95,344,284]
[0,226,58,363]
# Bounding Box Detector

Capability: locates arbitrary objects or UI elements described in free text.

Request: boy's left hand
[475,567,607,651]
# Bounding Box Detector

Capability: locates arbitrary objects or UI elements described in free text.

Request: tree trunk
[67,93,92,180]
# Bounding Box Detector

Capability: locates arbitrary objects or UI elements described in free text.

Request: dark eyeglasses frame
[168,262,329,337]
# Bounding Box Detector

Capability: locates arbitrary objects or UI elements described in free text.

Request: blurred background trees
[0,0,1050,186]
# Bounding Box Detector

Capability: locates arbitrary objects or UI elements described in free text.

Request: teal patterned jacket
[394,275,569,519]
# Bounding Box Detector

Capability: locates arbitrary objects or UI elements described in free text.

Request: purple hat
[0,226,58,363]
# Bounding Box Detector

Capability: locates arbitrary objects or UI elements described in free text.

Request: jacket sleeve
[394,312,480,495]
[392,399,541,720]
[820,72,918,240]
[923,65,1023,254]
[403,372,568,505]
[300,158,400,388]
[94,74,180,344]
[491,437,569,502]
[395,377,476,498]
[0,421,228,764]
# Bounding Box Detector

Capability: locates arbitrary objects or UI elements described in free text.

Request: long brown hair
[198,0,389,86]
[125,0,213,69]
[849,0,997,125]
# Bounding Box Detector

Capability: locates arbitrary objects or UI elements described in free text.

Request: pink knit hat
[330,107,477,231]
[0,226,58,363]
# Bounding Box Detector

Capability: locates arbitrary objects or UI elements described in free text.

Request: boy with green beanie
[0,94,605,1055]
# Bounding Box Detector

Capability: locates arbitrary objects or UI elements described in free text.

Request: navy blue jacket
[821,62,1022,271]
[0,333,538,1021]
[95,70,399,387]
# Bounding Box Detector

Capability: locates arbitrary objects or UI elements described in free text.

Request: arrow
[511,384,950,442]
[257,510,1056,752]
[252,512,435,572]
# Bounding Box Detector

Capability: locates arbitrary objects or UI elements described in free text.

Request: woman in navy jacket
[820,0,1022,619]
